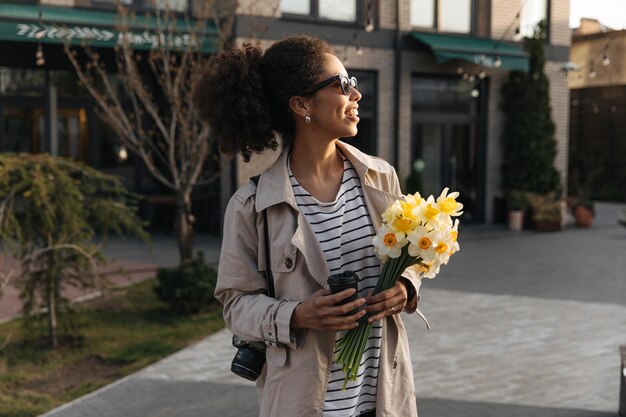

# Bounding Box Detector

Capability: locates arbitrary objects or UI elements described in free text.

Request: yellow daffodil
[436,187,464,217]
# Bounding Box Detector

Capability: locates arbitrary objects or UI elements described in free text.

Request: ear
[288,95,312,118]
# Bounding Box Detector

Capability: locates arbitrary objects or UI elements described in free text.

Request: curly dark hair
[193,36,333,162]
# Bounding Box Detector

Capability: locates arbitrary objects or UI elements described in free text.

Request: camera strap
[251,175,275,298]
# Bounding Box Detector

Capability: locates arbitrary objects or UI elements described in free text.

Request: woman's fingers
[365,281,408,322]
[292,288,367,330]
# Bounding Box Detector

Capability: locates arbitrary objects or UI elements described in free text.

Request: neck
[289,135,342,181]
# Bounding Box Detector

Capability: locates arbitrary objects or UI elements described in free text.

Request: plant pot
[574,205,594,228]
[508,210,524,232]
[534,220,561,232]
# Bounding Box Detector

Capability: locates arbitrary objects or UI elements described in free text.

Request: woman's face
[306,53,362,140]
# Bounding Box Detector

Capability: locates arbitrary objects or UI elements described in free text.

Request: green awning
[0,3,218,52]
[410,32,529,72]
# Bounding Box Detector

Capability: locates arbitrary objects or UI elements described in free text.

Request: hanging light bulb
[35,44,45,66]
[456,66,464,74]
[365,17,374,33]
[468,74,476,82]
[478,70,487,79]
[494,55,502,68]
[602,51,610,66]
[589,61,596,79]
[356,45,364,56]
[513,26,522,41]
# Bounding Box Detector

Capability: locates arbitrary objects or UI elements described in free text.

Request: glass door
[57,108,89,162]
[412,121,479,222]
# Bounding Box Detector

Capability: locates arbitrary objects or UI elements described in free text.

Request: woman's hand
[291,288,367,330]
[365,279,408,323]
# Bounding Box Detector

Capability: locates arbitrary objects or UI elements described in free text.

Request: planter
[574,205,594,228]
[508,210,524,232]
[535,220,561,232]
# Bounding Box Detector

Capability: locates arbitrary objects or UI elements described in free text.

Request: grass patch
[0,278,225,417]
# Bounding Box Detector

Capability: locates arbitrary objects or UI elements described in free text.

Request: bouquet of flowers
[334,188,462,389]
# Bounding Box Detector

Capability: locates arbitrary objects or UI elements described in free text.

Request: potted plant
[530,193,562,232]
[507,190,528,232]
[571,198,595,228]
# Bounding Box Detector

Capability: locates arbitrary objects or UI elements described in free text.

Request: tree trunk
[46,269,58,348]
[176,189,194,262]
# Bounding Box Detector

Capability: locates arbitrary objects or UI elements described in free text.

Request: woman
[195,36,425,417]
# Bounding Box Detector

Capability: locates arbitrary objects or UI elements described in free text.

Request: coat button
[285,257,293,268]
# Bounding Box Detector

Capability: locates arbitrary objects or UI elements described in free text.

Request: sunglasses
[302,74,358,96]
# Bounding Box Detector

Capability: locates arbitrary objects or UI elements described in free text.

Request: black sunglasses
[301,74,358,96]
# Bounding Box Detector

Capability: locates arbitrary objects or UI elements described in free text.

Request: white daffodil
[421,261,441,279]
[429,229,456,265]
[448,219,460,256]
[372,225,407,259]
[382,200,403,225]
[407,225,437,262]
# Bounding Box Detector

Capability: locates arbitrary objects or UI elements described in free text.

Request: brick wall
[485,71,507,222]
[546,61,570,192]
[491,0,520,41]
[236,0,279,17]
[550,0,570,47]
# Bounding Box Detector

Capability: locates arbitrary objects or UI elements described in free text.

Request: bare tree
[65,1,237,262]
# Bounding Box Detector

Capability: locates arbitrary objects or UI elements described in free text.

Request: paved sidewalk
[40,202,626,417]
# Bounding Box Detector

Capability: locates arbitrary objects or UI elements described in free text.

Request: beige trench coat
[215,141,428,417]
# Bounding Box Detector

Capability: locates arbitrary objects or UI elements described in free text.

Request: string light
[602,46,610,66]
[36,44,45,66]
[364,0,374,32]
[35,9,45,66]
[588,60,596,79]
[494,56,502,68]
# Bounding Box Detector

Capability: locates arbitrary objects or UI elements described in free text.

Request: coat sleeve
[389,168,423,315]
[214,190,301,349]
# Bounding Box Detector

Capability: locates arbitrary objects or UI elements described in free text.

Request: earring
[304,115,311,124]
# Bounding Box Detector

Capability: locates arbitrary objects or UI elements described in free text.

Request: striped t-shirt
[289,154,382,417]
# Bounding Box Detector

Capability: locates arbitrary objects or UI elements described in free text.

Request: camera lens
[231,345,266,381]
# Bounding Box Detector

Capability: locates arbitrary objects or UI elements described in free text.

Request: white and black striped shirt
[289,154,382,417]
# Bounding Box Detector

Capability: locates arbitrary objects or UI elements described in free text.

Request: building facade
[0,0,224,232]
[0,0,571,229]
[568,22,626,202]
[231,0,571,224]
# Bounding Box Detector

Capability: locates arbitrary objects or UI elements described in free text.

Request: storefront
[0,2,222,232]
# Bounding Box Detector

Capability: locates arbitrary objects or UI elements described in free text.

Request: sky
[569,0,626,30]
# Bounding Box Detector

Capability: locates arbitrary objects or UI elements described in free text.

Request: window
[520,0,548,38]
[410,0,472,34]
[280,0,358,22]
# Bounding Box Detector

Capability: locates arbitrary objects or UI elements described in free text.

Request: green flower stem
[335,247,424,389]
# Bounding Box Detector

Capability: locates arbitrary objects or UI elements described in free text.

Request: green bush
[506,190,529,211]
[154,252,217,315]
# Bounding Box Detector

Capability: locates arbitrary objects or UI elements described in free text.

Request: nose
[350,86,362,102]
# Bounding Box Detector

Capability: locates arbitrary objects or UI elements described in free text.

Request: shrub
[154,252,217,315]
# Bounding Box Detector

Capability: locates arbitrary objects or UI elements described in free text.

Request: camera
[231,335,266,381]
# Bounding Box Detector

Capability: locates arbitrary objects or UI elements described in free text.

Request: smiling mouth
[346,108,359,117]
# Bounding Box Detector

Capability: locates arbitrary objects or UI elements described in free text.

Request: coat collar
[254,140,387,213]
